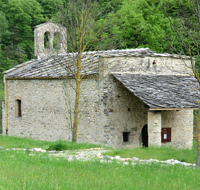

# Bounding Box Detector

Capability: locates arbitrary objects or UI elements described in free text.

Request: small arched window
[44,31,50,49]
[53,32,61,49]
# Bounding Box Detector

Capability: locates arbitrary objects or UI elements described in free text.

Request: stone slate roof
[112,73,199,109]
[6,54,99,78]
[5,48,192,78]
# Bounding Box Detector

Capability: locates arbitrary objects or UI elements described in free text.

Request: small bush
[46,140,103,151]
[47,141,66,151]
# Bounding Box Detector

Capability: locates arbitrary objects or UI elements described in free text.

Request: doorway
[142,124,148,147]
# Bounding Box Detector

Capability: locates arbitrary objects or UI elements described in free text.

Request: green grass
[0,135,102,150]
[103,141,197,164]
[0,150,200,190]
[0,136,197,164]
[0,136,200,189]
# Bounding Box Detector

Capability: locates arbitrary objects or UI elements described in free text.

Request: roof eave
[3,59,37,74]
[149,107,198,111]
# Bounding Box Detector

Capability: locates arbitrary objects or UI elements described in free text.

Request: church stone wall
[3,77,194,149]
[99,56,194,149]
[100,75,193,149]
[101,75,148,149]
[161,109,193,148]
[101,56,193,76]
[3,76,149,149]
[3,79,106,144]
[2,55,194,149]
[4,79,71,140]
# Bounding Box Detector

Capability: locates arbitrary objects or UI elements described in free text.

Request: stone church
[2,20,199,149]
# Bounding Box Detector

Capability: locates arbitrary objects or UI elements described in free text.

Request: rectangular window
[161,128,171,143]
[16,99,22,117]
[123,132,130,142]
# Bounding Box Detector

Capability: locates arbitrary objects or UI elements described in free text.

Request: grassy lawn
[0,135,200,189]
[0,149,200,190]
[103,142,197,164]
[0,135,102,150]
[0,135,197,163]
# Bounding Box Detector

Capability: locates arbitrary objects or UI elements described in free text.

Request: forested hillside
[0,0,198,132]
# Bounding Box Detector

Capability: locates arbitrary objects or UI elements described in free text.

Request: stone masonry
[148,111,162,147]
[34,20,67,59]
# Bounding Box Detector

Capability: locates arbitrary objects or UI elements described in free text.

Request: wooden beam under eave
[149,107,198,111]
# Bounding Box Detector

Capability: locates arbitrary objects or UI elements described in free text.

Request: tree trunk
[72,80,80,142]
[196,107,200,167]
[72,56,82,142]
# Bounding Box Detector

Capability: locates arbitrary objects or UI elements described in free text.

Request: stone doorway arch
[142,124,148,147]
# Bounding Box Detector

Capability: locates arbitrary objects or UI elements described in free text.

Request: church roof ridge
[4,48,193,78]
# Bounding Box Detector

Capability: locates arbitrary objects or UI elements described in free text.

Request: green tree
[0,11,9,55]
[160,0,200,167]
[109,0,176,53]
[0,11,10,74]
[0,10,9,133]
[36,0,60,20]
[1,0,44,62]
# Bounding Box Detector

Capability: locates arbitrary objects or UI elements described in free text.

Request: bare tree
[160,0,200,167]
[49,0,118,142]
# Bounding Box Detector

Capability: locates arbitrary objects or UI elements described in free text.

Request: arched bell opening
[44,31,50,49]
[53,32,61,50]
[142,124,148,147]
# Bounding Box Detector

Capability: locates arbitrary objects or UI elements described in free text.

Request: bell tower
[34,19,67,59]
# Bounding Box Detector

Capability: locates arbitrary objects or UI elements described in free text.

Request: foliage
[160,0,200,55]
[160,0,200,167]
[108,0,176,52]
[0,11,9,46]
[36,0,60,20]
